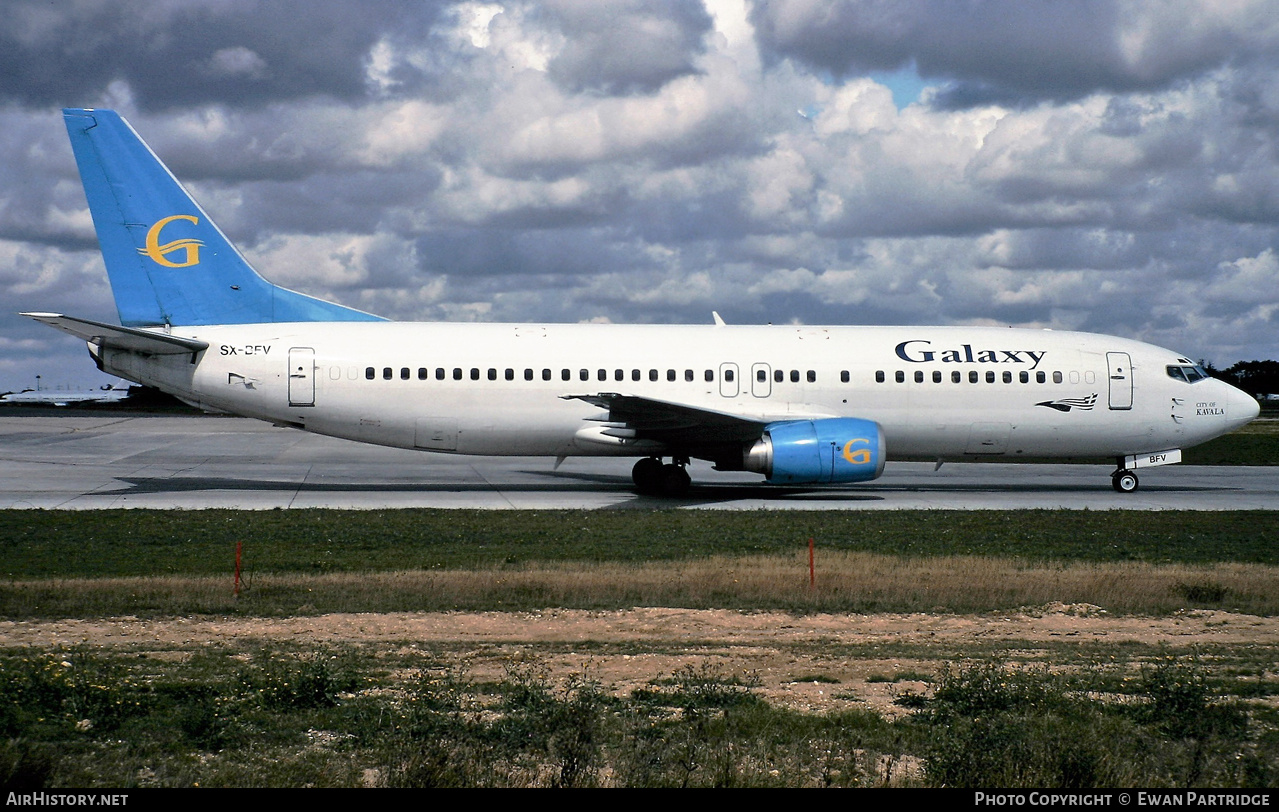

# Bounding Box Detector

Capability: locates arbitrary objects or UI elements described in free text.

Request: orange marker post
[809,537,815,590]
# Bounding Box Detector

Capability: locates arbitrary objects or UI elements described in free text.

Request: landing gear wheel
[1111,469,1139,493]
[632,457,663,494]
[658,463,692,497]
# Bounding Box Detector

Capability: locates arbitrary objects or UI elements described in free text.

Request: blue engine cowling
[742,418,886,484]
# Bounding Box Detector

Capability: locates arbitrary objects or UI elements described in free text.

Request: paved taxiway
[0,414,1274,510]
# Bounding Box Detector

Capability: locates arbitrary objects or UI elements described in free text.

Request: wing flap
[563,393,767,445]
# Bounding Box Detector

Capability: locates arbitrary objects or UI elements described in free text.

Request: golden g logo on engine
[842,438,872,465]
[138,215,204,267]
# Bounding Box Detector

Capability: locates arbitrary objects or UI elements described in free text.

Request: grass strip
[4,509,1279,581]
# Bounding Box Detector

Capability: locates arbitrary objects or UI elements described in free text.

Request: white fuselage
[91,322,1258,470]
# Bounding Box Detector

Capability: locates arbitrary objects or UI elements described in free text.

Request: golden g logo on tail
[842,438,872,465]
[138,215,203,267]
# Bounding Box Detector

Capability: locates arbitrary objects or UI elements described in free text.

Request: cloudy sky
[2,0,1278,392]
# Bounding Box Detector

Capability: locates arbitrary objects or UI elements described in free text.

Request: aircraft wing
[22,313,208,356]
[563,392,771,445]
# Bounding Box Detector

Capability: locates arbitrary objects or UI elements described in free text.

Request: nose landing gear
[632,456,691,497]
[1111,469,1139,493]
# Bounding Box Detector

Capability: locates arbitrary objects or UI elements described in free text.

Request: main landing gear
[632,456,691,497]
[1111,468,1139,493]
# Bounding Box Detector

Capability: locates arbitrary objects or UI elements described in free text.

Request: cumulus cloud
[749,0,1279,107]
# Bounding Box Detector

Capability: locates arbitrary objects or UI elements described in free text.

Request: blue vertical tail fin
[63,108,384,327]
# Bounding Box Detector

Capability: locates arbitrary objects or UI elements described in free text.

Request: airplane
[23,108,1261,496]
[0,382,129,407]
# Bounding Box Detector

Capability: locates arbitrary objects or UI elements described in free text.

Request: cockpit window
[1167,364,1208,383]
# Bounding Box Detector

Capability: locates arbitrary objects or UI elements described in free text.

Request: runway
[1,413,1275,510]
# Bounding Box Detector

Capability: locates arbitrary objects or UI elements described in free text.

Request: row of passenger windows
[356,366,1081,386]
[877,369,1080,384]
[362,366,822,383]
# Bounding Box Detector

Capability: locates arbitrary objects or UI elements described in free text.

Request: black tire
[632,457,663,493]
[1112,470,1139,493]
[658,464,691,497]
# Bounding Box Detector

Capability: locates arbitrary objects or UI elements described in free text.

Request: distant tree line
[1205,360,1279,396]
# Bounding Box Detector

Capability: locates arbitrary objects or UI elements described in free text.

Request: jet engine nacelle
[743,417,886,484]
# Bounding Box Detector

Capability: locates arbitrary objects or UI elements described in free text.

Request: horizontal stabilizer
[22,312,208,355]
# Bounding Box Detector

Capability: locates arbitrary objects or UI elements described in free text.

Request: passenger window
[365,367,375,380]
[725,369,735,382]
[401,367,410,380]
[757,369,767,382]
[1053,371,1063,384]
[706,370,715,382]
[933,371,942,383]
[542,369,551,381]
[666,369,676,382]
[615,369,624,381]
[775,369,784,383]
[841,370,850,383]
[952,371,961,383]
[895,371,905,383]
[914,371,924,383]
[1003,371,1012,384]
[418,368,428,380]
[633,369,642,381]
[1020,371,1029,384]
[485,368,495,381]
[562,369,571,381]
[969,371,978,383]
[685,370,694,382]
[383,367,392,380]
[580,369,589,382]
[524,369,534,381]
[807,370,816,383]
[875,371,885,383]
[505,369,514,381]
[649,369,658,381]
[1036,371,1046,383]
[790,370,799,383]
[598,369,607,381]
[986,371,995,383]
[471,368,480,380]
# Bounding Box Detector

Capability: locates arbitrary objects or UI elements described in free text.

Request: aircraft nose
[1227,382,1261,424]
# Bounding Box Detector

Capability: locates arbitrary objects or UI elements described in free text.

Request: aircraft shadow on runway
[109,467,1233,508]
[110,472,883,505]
